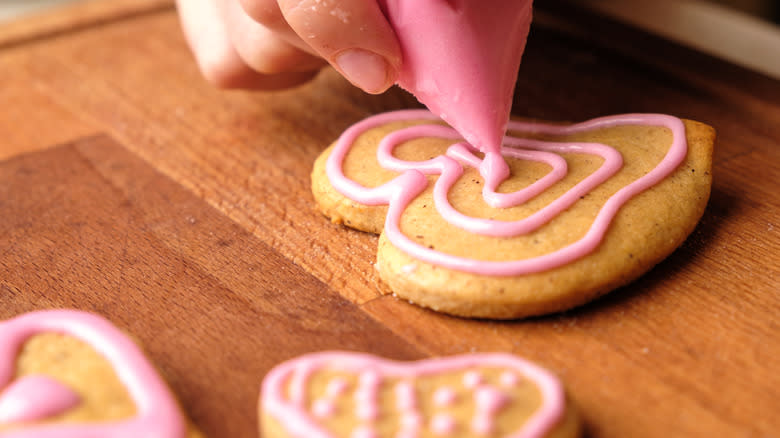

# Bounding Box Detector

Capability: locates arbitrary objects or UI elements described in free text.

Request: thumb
[278,0,401,94]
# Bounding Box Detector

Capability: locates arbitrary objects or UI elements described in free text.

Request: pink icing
[0,310,186,438]
[400,413,422,429]
[462,371,483,389]
[261,352,565,438]
[432,387,456,407]
[394,381,416,411]
[395,428,418,438]
[350,425,377,438]
[379,0,533,165]
[430,414,456,435]
[472,385,510,435]
[325,109,688,276]
[356,371,381,421]
[500,372,520,388]
[475,386,509,413]
[395,381,420,438]
[327,378,350,398]
[314,377,353,419]
[356,404,377,422]
[313,399,336,418]
[471,417,492,436]
[0,375,80,424]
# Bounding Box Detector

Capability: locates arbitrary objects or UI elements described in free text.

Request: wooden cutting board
[0,0,777,436]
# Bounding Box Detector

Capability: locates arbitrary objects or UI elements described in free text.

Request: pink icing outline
[0,310,186,438]
[0,375,80,424]
[325,109,687,276]
[261,352,565,438]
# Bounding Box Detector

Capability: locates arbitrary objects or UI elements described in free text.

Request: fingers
[243,0,401,94]
[175,0,320,89]
[225,0,326,74]
[237,0,317,55]
[177,0,401,93]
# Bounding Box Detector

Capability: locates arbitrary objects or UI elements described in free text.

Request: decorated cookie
[0,310,203,437]
[312,110,715,319]
[260,352,580,438]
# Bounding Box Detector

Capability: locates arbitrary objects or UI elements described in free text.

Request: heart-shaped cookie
[260,352,580,438]
[0,310,197,437]
[311,110,715,319]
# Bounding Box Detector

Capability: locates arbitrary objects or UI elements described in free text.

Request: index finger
[278,0,401,94]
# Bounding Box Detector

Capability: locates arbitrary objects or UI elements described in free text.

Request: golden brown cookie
[312,110,714,319]
[0,310,203,437]
[260,351,581,438]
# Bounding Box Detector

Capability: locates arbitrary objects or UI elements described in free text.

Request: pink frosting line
[0,310,186,438]
[325,109,687,276]
[261,352,565,438]
[0,375,80,424]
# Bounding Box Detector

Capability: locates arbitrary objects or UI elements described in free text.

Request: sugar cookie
[260,352,580,438]
[312,110,714,318]
[0,310,203,437]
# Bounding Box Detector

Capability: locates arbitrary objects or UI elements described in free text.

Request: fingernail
[335,49,392,94]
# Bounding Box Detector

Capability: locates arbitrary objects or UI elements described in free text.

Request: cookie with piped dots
[260,351,581,438]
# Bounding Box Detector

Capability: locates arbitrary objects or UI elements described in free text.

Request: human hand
[175,0,401,93]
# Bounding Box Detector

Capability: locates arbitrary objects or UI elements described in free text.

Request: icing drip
[262,352,565,438]
[0,375,80,424]
[0,310,186,437]
[325,109,688,276]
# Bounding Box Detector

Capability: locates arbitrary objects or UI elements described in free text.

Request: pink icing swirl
[0,310,186,438]
[325,109,687,276]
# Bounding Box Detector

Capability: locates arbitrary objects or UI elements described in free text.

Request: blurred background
[1,0,778,78]
[2,0,777,23]
[715,0,779,21]
[576,0,780,78]
[0,0,77,22]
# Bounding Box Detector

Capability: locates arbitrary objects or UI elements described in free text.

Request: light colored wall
[575,0,780,78]
[0,0,83,22]
[711,0,778,21]
[1,0,778,77]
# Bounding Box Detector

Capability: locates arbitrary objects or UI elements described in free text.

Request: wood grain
[0,135,423,437]
[0,0,777,437]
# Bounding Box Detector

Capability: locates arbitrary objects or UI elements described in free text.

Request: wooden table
[1,0,777,436]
